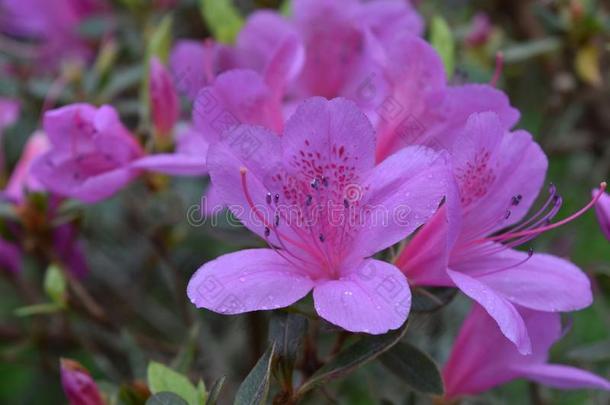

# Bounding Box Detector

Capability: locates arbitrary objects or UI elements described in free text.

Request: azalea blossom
[187,97,449,333]
[0,0,108,67]
[3,131,49,203]
[593,188,610,241]
[31,104,144,204]
[149,57,180,138]
[1,132,88,277]
[396,112,602,354]
[443,304,610,399]
[0,97,19,135]
[60,358,104,405]
[169,0,421,110]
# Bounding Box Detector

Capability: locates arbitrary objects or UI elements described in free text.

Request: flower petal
[472,249,592,312]
[282,97,375,178]
[187,249,314,314]
[207,124,282,239]
[192,69,283,142]
[593,188,610,241]
[512,364,610,391]
[313,259,410,334]
[350,145,448,257]
[447,269,531,354]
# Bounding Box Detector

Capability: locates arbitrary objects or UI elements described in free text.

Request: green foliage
[234,345,275,405]
[147,362,205,405]
[198,0,244,44]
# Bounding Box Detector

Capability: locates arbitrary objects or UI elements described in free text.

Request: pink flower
[0,0,109,67]
[0,97,19,134]
[60,358,104,405]
[31,104,144,204]
[3,132,49,203]
[149,57,180,137]
[187,97,449,334]
[397,112,597,354]
[443,304,610,399]
[373,34,518,162]
[169,0,422,105]
[593,188,610,241]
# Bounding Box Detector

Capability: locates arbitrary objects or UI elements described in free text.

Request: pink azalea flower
[187,97,449,334]
[3,131,49,203]
[396,112,599,354]
[132,125,208,176]
[135,69,283,176]
[169,0,421,106]
[0,0,109,67]
[373,34,519,162]
[443,304,610,399]
[593,188,610,241]
[149,57,180,137]
[0,97,19,134]
[60,358,104,405]
[30,104,144,204]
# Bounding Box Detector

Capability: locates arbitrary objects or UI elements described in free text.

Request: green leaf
[430,16,454,78]
[234,345,275,405]
[280,0,292,16]
[502,37,561,63]
[205,376,226,405]
[410,287,457,313]
[269,312,308,364]
[147,15,173,62]
[14,303,63,317]
[146,392,188,405]
[380,342,444,395]
[296,323,408,397]
[198,0,244,44]
[44,264,67,307]
[147,362,198,405]
[196,380,207,405]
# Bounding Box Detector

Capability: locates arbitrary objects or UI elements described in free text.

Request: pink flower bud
[60,359,104,405]
[149,57,180,137]
[4,132,50,203]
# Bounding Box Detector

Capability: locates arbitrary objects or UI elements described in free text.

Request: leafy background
[1,0,609,404]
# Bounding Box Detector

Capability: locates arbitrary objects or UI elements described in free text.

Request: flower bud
[60,358,104,405]
[149,57,180,141]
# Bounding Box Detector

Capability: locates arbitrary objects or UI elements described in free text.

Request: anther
[264,227,271,237]
[274,193,280,204]
[343,199,349,208]
[319,233,325,242]
[306,195,313,206]
[266,192,272,205]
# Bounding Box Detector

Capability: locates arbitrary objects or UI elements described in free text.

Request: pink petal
[354,0,424,40]
[192,69,283,142]
[350,145,448,258]
[396,206,454,286]
[131,155,207,176]
[513,364,610,391]
[447,269,531,354]
[593,188,610,241]
[4,132,50,202]
[374,34,446,161]
[456,128,547,239]
[43,103,97,149]
[207,124,282,240]
[443,304,522,397]
[473,249,592,313]
[187,249,314,314]
[282,97,375,177]
[313,259,410,334]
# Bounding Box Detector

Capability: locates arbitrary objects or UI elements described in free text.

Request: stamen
[266,192,272,205]
[477,182,607,244]
[490,51,504,87]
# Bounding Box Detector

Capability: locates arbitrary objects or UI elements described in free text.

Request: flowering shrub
[1,0,609,404]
